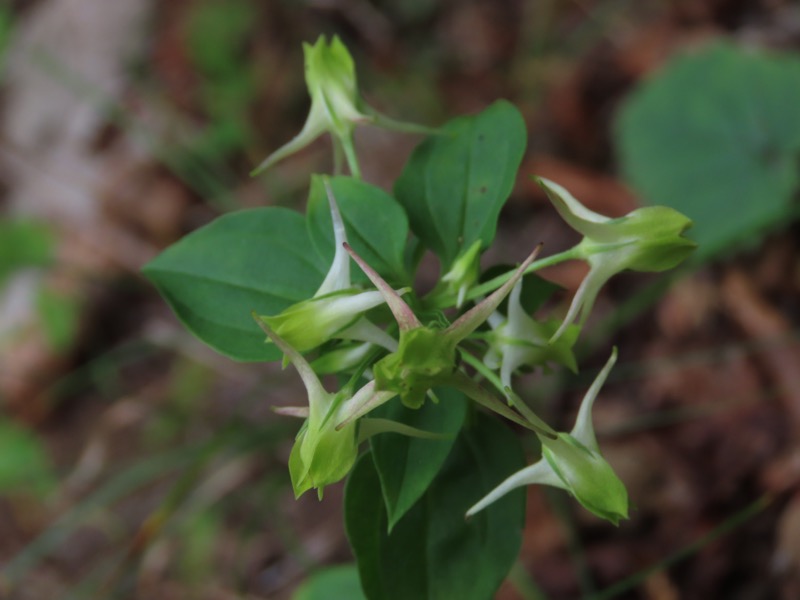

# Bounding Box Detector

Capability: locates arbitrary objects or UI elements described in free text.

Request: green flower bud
[373,327,457,409]
[254,318,358,498]
[540,433,628,525]
[439,239,483,308]
[259,290,388,353]
[535,177,696,341]
[467,348,629,525]
[303,34,364,138]
[310,341,374,375]
[289,395,358,500]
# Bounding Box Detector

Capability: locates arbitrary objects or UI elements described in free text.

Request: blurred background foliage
[0,0,799,598]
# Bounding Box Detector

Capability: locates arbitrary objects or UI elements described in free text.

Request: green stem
[430,247,581,309]
[332,138,344,175]
[340,133,362,179]
[459,349,505,394]
[459,351,557,438]
[444,371,556,439]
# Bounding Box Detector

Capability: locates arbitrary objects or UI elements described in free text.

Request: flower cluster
[245,36,695,521]
[252,180,691,521]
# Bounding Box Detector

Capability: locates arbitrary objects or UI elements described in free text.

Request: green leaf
[0,420,55,497]
[143,208,326,361]
[0,219,55,288]
[345,413,526,600]
[394,100,526,269]
[293,564,366,600]
[370,387,467,530]
[307,175,410,285]
[616,41,800,259]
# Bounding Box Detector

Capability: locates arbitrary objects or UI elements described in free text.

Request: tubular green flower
[255,179,399,354]
[467,348,629,525]
[535,177,696,341]
[252,36,433,177]
[257,317,397,498]
[260,289,391,354]
[256,318,358,498]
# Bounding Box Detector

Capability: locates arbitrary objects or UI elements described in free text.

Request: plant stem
[430,247,580,309]
[589,494,773,600]
[459,350,555,436]
[341,134,362,179]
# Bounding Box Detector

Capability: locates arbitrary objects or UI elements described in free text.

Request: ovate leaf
[345,413,525,600]
[370,387,467,530]
[616,41,800,259]
[395,101,527,270]
[144,208,326,361]
[307,175,410,285]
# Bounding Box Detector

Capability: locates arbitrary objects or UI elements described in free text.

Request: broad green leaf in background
[616,41,800,259]
[306,175,410,285]
[345,413,526,600]
[0,420,55,497]
[394,100,527,270]
[293,564,366,600]
[370,387,467,530]
[0,219,55,288]
[143,208,326,361]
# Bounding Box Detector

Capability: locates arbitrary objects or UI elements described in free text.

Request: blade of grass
[0,445,198,585]
[589,494,773,600]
